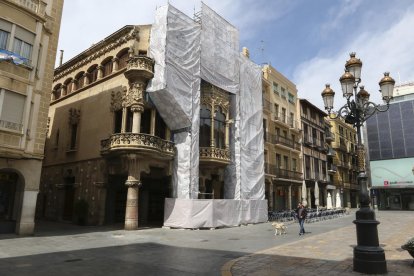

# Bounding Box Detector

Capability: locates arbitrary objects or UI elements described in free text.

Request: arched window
[214,107,226,149]
[64,78,73,94]
[102,58,113,77]
[200,105,211,147]
[75,72,85,90]
[88,65,98,84]
[52,84,62,100]
[117,50,129,70]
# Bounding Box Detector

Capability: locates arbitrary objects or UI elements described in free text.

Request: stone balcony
[124,56,154,82]
[199,147,231,166]
[101,133,175,159]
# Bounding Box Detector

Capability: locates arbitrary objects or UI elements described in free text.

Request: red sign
[384,180,389,186]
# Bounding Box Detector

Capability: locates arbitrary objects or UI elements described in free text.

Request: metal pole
[352,109,387,274]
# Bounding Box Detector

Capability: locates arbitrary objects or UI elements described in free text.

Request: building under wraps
[149,4,266,228]
[40,4,266,230]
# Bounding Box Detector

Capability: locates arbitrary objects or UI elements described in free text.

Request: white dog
[271,222,287,235]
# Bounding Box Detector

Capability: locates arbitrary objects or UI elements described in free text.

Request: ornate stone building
[0,0,64,234]
[40,25,176,228]
[40,4,266,229]
[262,64,302,211]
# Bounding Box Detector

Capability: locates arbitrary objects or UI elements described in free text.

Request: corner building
[0,0,63,234]
[39,4,267,229]
[262,64,302,211]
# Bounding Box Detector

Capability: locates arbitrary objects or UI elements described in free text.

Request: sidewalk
[222,211,414,275]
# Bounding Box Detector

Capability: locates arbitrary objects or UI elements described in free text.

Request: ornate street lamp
[321,52,395,274]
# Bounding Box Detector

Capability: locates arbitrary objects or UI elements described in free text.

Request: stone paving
[223,211,414,276]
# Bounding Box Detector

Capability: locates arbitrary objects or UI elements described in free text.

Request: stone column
[84,72,90,86]
[97,65,104,79]
[131,105,143,133]
[288,185,292,210]
[210,106,215,147]
[225,120,230,149]
[124,155,142,230]
[112,57,119,71]
[150,109,156,136]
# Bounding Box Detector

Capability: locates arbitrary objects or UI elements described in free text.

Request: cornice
[54,26,141,82]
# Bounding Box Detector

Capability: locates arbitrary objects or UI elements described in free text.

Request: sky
[56,0,414,110]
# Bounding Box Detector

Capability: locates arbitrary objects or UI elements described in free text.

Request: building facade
[39,4,267,229]
[365,82,414,210]
[300,99,329,208]
[327,115,359,208]
[0,0,64,234]
[262,65,302,211]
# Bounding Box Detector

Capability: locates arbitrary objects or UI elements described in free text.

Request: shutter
[1,91,26,125]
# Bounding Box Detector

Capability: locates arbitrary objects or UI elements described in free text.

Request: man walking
[296,202,307,236]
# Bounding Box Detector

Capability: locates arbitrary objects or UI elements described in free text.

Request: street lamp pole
[321,52,395,274]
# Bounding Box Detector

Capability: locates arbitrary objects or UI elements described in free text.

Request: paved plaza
[0,210,412,275]
[224,210,414,276]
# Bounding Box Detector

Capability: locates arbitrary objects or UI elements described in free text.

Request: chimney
[59,50,64,66]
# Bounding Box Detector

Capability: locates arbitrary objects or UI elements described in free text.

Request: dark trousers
[298,218,305,234]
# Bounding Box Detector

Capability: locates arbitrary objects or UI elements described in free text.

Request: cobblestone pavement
[223,211,414,276]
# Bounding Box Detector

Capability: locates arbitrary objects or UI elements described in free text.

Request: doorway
[0,171,18,233]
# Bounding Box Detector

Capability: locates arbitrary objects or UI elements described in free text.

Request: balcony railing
[262,98,272,112]
[326,131,335,141]
[266,133,301,151]
[265,163,303,181]
[10,0,46,16]
[101,133,175,158]
[0,119,23,132]
[199,147,231,165]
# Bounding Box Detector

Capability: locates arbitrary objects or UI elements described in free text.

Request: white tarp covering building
[147,3,266,228]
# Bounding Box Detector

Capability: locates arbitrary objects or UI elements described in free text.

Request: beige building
[328,115,359,208]
[262,64,302,211]
[39,4,266,230]
[0,0,64,234]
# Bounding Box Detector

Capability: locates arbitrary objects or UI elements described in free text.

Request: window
[292,158,297,172]
[155,111,166,139]
[13,38,32,64]
[88,66,98,84]
[276,154,281,168]
[283,156,289,170]
[102,59,113,77]
[288,92,295,104]
[140,109,151,134]
[114,109,123,133]
[69,123,78,150]
[214,107,226,149]
[263,119,267,141]
[0,29,9,50]
[281,87,286,98]
[272,82,279,94]
[118,51,129,69]
[0,90,26,132]
[200,105,211,147]
[281,108,286,123]
[274,104,279,117]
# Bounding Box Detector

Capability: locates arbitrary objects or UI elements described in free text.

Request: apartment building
[300,99,329,208]
[262,64,302,211]
[327,115,359,208]
[0,0,64,234]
